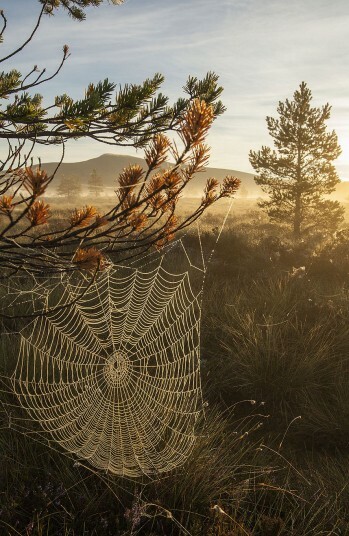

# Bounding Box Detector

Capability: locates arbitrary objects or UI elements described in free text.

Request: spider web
[8,241,203,477]
[1,198,234,477]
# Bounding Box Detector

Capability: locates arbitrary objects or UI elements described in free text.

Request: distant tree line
[56,169,104,199]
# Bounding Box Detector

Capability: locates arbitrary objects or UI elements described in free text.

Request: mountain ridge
[40,153,349,200]
[41,153,259,197]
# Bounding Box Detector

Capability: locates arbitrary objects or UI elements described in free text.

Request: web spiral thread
[13,262,202,477]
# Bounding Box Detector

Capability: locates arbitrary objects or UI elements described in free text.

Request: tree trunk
[294,195,301,239]
[294,142,302,239]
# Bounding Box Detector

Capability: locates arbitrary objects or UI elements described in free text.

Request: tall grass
[1,399,345,534]
[1,209,349,534]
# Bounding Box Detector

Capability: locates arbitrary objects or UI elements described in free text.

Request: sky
[2,0,349,179]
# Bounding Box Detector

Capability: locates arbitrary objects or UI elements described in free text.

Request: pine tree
[88,169,104,197]
[57,175,82,199]
[0,1,240,276]
[249,82,344,238]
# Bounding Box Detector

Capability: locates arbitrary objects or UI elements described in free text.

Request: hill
[40,153,349,200]
[41,153,259,198]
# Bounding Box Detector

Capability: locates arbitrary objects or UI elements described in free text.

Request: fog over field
[40,153,349,200]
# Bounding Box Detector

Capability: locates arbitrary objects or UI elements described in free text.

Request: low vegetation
[1,202,349,535]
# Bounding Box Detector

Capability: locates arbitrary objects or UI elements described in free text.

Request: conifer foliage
[0,0,240,276]
[88,169,104,197]
[249,82,344,238]
[57,175,82,199]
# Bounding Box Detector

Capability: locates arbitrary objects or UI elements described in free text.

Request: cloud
[1,0,349,177]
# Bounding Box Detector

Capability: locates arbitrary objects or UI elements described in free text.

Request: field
[1,199,349,535]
